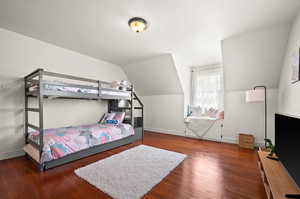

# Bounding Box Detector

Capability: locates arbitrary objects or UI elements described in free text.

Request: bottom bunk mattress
[27,123,135,163]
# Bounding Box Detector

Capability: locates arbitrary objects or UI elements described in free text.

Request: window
[190,65,224,116]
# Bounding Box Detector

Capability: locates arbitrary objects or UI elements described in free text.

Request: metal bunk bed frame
[24,68,144,171]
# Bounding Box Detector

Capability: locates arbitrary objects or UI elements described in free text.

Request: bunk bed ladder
[133,92,144,141]
[24,68,45,171]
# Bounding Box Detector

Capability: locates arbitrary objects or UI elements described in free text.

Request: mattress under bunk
[24,123,135,164]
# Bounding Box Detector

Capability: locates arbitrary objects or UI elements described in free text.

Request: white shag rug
[75,145,186,199]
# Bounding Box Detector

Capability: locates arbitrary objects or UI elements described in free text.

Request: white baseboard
[0,149,25,160]
[221,136,237,144]
[145,127,237,144]
[145,127,264,147]
[185,134,221,142]
[145,127,184,136]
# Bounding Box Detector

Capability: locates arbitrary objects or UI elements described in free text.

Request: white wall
[222,89,278,145]
[141,95,185,135]
[223,24,290,90]
[0,28,127,160]
[123,54,187,136]
[172,54,191,116]
[278,10,300,116]
[222,24,290,145]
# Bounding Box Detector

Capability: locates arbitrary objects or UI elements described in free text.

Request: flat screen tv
[275,113,300,189]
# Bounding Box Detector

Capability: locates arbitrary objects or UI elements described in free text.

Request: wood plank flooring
[0,131,266,199]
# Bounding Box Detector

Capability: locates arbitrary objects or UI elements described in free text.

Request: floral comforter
[28,123,135,163]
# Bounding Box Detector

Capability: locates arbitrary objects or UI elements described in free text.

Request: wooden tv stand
[257,149,300,199]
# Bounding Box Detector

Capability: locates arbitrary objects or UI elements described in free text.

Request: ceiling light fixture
[128,17,148,33]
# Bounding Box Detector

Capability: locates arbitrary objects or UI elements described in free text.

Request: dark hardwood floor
[0,131,266,199]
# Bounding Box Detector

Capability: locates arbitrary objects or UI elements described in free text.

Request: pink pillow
[207,108,218,118]
[105,113,116,120]
[217,111,224,119]
[112,112,125,124]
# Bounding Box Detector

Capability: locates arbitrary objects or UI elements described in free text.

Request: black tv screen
[275,113,300,188]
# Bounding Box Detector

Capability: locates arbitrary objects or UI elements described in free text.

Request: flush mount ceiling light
[128,17,148,33]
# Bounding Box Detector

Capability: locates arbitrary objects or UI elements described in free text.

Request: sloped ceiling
[123,54,183,96]
[0,0,300,67]
[222,24,291,91]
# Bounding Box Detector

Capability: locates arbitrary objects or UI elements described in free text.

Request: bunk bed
[23,68,144,171]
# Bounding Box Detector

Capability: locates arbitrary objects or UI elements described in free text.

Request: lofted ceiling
[0,0,300,67]
[123,54,183,95]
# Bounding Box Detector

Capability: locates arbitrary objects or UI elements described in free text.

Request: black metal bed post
[38,69,45,170]
[141,102,144,143]
[131,86,135,128]
[24,68,42,80]
[24,78,29,144]
[254,86,267,147]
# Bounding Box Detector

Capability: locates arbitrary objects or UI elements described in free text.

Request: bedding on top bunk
[28,123,134,163]
[29,83,97,94]
[29,82,131,98]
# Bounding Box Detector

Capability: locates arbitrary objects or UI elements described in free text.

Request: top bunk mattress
[28,81,131,99]
[28,123,135,163]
